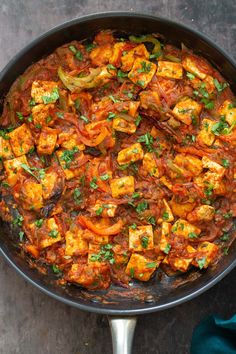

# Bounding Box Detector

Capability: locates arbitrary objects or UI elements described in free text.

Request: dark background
[0,1,235,353]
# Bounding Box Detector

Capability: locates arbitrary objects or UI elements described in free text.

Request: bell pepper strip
[77,215,123,235]
[129,35,162,57]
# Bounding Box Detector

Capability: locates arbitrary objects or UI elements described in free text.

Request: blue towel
[191,315,236,354]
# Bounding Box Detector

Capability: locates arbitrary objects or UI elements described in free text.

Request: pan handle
[108,316,137,354]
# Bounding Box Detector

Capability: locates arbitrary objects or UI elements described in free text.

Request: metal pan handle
[108,316,137,354]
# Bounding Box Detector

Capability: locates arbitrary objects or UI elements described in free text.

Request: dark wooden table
[0,1,235,353]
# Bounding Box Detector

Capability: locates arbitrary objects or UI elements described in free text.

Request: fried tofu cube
[187,205,215,223]
[128,101,140,117]
[172,97,202,125]
[159,176,173,191]
[67,263,110,289]
[170,198,195,218]
[56,149,84,180]
[117,143,144,165]
[174,154,203,176]
[218,100,236,126]
[142,152,159,177]
[171,245,196,272]
[160,222,172,252]
[139,90,161,111]
[16,180,43,211]
[90,45,113,66]
[87,243,105,267]
[39,217,62,249]
[125,253,157,281]
[92,201,117,218]
[159,199,174,223]
[129,225,154,251]
[65,226,88,256]
[193,242,219,268]
[37,127,57,155]
[195,172,226,196]
[182,55,207,79]
[8,124,34,157]
[197,118,216,146]
[0,137,14,160]
[3,155,29,186]
[202,156,225,176]
[156,61,183,80]
[32,103,55,127]
[41,170,63,200]
[109,42,127,67]
[110,176,135,198]
[31,80,59,104]
[58,130,85,151]
[121,44,149,71]
[128,58,156,89]
[172,219,201,239]
[112,117,136,134]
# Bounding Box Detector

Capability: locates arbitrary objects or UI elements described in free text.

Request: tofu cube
[117,143,144,165]
[31,80,59,104]
[90,45,113,66]
[159,199,174,223]
[202,156,225,176]
[41,170,63,200]
[125,253,157,281]
[197,118,216,146]
[109,42,127,67]
[174,154,203,176]
[193,242,219,268]
[142,152,159,177]
[39,217,62,249]
[112,117,136,134]
[187,205,215,222]
[128,101,140,117]
[8,124,34,157]
[128,58,157,89]
[129,225,154,251]
[0,137,14,160]
[121,44,149,71]
[195,172,226,196]
[67,263,110,289]
[110,176,135,198]
[92,201,117,218]
[172,219,201,239]
[65,227,88,256]
[56,149,84,180]
[156,61,183,80]
[159,176,173,191]
[88,243,106,267]
[32,103,55,127]
[171,245,196,272]
[172,98,202,125]
[160,222,172,252]
[169,198,195,218]
[218,100,236,126]
[139,90,161,111]
[182,55,207,79]
[3,155,29,186]
[16,180,43,211]
[37,127,57,155]
[58,130,85,151]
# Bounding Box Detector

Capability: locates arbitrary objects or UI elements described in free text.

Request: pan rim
[0,11,236,315]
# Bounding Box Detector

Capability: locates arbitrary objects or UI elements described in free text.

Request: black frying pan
[0,12,236,354]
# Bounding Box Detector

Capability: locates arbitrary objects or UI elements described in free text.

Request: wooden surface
[0,1,235,353]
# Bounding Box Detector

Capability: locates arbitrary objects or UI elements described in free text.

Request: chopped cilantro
[188,232,198,239]
[138,61,151,73]
[96,206,104,216]
[221,159,230,168]
[164,243,171,254]
[136,201,149,213]
[197,257,206,269]
[52,264,61,274]
[41,87,59,104]
[146,261,157,268]
[29,98,36,107]
[220,233,230,242]
[73,188,82,204]
[100,174,110,181]
[49,229,59,238]
[213,78,228,92]
[16,112,24,121]
[146,215,156,226]
[223,211,233,219]
[90,244,115,265]
[107,112,116,121]
[60,147,78,168]
[162,211,169,220]
[135,115,142,126]
[137,80,145,88]
[90,177,98,189]
[19,231,24,242]
[107,64,116,70]
[130,267,135,277]
[35,219,43,228]
[130,223,137,230]
[137,133,154,152]
[13,215,24,227]
[141,235,149,248]
[132,192,140,199]
[186,72,195,80]
[117,70,128,78]
[85,43,96,52]
[109,95,120,103]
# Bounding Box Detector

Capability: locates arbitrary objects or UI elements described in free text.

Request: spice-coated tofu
[139,90,161,111]
[171,245,196,272]
[187,205,215,222]
[172,219,201,239]
[65,226,88,256]
[142,152,159,177]
[125,253,157,281]
[194,172,226,196]
[159,199,174,223]
[37,127,57,155]
[218,100,236,126]
[90,45,113,66]
[56,150,84,180]
[202,156,225,176]
[182,55,207,80]
[3,155,29,186]
[110,176,135,198]
[39,217,62,249]
[109,42,127,67]
[87,243,106,267]
[197,118,216,146]
[128,101,140,117]
[159,222,172,252]
[31,80,59,104]
[169,198,195,218]
[41,170,62,200]
[172,98,202,125]
[117,143,144,165]
[92,201,117,218]
[8,124,34,157]
[156,61,183,80]
[0,137,14,160]
[121,44,149,71]
[58,130,85,151]
[112,117,136,134]
[193,242,219,268]
[15,180,43,211]
[32,103,55,127]
[128,58,157,89]
[129,225,154,251]
[159,176,173,191]
[174,154,203,176]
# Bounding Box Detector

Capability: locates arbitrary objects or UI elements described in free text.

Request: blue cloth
[191,315,236,354]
